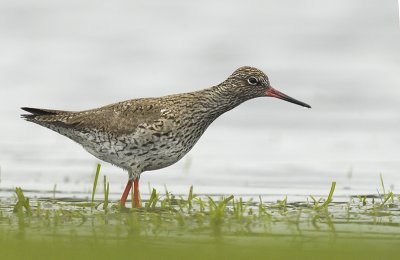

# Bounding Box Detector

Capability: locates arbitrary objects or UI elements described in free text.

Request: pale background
[0,0,399,200]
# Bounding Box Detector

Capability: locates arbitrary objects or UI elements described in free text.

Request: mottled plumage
[22,66,311,207]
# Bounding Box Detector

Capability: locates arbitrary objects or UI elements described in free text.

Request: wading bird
[22,66,311,208]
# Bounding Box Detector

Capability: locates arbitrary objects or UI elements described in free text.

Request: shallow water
[2,193,400,260]
[2,188,400,242]
[0,0,399,200]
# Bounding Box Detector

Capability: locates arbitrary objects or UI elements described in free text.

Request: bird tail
[21,107,72,121]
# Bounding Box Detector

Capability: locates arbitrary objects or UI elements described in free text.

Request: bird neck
[195,83,248,120]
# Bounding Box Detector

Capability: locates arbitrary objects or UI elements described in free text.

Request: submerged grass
[1,167,400,259]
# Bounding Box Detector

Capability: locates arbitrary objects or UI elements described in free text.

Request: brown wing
[21,99,164,136]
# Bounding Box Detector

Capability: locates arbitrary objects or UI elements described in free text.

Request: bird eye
[247,77,259,85]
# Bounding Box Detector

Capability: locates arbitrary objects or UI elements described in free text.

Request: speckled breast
[78,116,208,173]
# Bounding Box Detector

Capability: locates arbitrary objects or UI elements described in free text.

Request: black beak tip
[291,100,311,109]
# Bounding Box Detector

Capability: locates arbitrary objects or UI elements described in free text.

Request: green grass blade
[146,188,158,209]
[380,173,386,196]
[207,196,217,210]
[91,164,101,206]
[187,185,194,212]
[164,185,172,209]
[103,175,109,211]
[223,195,234,204]
[381,192,393,206]
[320,181,336,208]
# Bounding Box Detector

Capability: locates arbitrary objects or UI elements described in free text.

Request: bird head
[226,66,311,108]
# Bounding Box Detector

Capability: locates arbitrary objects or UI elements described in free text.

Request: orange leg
[120,180,133,207]
[133,179,141,208]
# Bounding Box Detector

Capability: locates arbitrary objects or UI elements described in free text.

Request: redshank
[21,66,311,208]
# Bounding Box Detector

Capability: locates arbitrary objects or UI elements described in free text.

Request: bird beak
[266,87,311,108]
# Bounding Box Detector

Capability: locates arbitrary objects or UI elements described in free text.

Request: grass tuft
[310,181,336,210]
[13,187,32,216]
